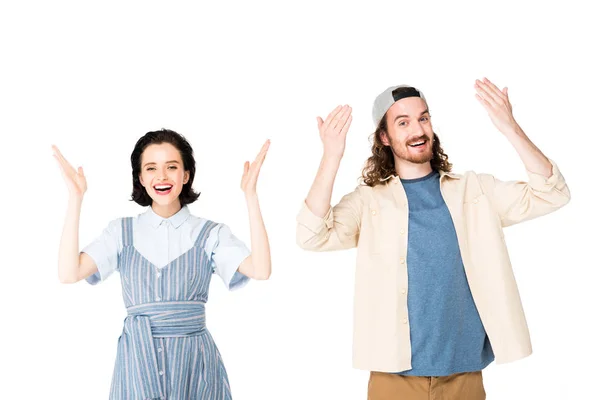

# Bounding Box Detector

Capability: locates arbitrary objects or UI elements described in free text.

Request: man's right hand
[317,105,352,160]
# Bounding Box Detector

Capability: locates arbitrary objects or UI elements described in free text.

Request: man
[295,78,570,399]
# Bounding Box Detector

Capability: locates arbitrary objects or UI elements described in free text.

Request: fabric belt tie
[121,301,206,399]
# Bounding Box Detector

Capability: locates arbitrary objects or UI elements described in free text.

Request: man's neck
[395,160,433,180]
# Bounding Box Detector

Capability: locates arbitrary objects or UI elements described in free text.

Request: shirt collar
[439,169,461,180]
[142,205,191,229]
[380,169,461,183]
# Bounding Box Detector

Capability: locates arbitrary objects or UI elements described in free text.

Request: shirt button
[401,289,407,294]
[159,370,164,376]
[371,209,377,215]
[400,229,405,234]
[400,258,405,264]
[402,318,408,324]
[474,198,479,204]
[156,297,161,301]
[157,348,163,353]
[156,272,161,278]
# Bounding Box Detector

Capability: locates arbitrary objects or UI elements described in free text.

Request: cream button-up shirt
[296,160,570,372]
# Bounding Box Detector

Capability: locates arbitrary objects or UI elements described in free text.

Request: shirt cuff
[82,251,114,285]
[296,201,334,232]
[229,270,250,291]
[526,159,563,193]
[223,253,251,291]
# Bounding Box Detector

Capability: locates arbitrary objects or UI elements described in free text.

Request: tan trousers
[367,371,486,400]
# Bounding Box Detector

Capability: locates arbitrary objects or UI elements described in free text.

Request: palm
[52,145,88,198]
[474,78,519,135]
[241,140,270,194]
[317,105,352,159]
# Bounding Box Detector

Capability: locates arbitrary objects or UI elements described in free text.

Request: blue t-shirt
[396,170,494,376]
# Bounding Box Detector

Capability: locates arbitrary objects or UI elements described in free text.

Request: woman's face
[138,142,189,208]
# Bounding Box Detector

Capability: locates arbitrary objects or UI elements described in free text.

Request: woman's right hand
[317,104,352,160]
[52,145,87,200]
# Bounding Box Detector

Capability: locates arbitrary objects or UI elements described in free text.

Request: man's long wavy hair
[361,95,452,187]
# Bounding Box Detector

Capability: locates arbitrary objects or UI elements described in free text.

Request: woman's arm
[53,145,99,283]
[237,140,272,280]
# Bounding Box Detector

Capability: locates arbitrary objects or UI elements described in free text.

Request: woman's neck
[151,201,183,218]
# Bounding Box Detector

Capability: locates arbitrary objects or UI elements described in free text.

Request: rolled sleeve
[209,224,251,291]
[296,187,362,252]
[297,201,334,232]
[82,218,122,285]
[525,159,565,192]
[478,159,571,227]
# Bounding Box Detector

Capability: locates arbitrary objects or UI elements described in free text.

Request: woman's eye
[168,166,177,170]
[146,167,155,171]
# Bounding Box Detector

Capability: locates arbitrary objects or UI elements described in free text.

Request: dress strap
[194,219,219,248]
[121,217,134,247]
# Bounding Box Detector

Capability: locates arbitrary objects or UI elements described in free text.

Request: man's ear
[380,131,390,146]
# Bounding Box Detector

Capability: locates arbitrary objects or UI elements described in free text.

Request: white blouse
[82,205,251,290]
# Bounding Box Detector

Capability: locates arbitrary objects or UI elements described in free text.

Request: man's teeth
[410,141,426,147]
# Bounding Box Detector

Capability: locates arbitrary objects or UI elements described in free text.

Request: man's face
[381,97,434,165]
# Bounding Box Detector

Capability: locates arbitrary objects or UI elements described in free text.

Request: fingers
[475,79,502,105]
[475,93,491,108]
[475,78,505,105]
[240,161,249,188]
[251,140,270,174]
[252,139,270,163]
[52,144,75,173]
[316,117,324,129]
[51,144,61,157]
[52,145,67,164]
[324,105,342,124]
[483,77,507,100]
[502,87,510,104]
[322,105,345,132]
[339,113,353,138]
[242,140,270,186]
[52,154,69,180]
[332,105,352,132]
[52,152,71,178]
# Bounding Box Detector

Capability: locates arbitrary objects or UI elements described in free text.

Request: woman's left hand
[241,139,270,196]
[474,77,520,136]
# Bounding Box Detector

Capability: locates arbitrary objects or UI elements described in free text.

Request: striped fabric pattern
[109,217,232,399]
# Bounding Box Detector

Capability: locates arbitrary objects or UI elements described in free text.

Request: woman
[53,129,271,399]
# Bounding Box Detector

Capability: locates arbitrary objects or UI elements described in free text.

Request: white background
[1,0,598,399]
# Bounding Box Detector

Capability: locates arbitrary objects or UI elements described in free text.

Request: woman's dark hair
[130,129,201,206]
[361,88,452,187]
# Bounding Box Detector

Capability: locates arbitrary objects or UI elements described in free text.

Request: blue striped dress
[110,217,232,400]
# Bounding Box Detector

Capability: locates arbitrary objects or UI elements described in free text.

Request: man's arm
[296,105,362,251]
[474,78,571,226]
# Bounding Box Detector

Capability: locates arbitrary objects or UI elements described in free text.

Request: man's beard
[389,134,434,164]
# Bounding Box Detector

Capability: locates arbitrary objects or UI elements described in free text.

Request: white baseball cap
[372,85,427,126]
